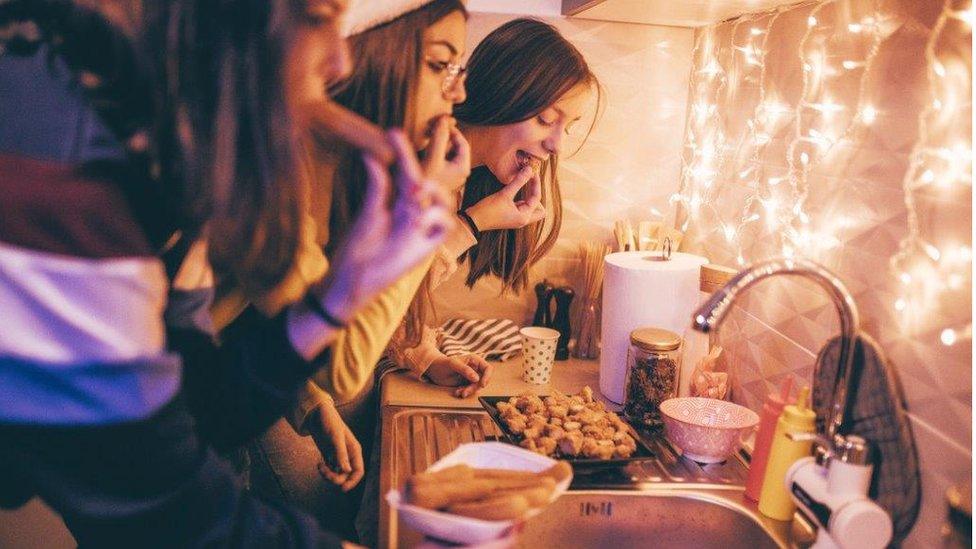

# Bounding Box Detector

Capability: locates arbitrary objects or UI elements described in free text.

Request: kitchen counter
[376,356,812,548]
[381,356,617,409]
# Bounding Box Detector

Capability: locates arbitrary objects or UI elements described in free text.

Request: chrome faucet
[690,258,860,443]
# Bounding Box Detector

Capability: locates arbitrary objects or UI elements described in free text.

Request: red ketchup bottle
[744,377,793,502]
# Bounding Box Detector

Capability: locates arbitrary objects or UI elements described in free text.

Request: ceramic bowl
[659,397,760,463]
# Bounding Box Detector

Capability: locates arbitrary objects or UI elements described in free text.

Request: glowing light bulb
[899,272,912,284]
[803,63,812,72]
[723,225,736,242]
[842,60,862,70]
[941,328,957,346]
[751,27,763,35]
[848,23,863,33]
[861,106,877,124]
[894,298,907,311]
[808,16,818,27]
[925,244,941,261]
[800,152,810,165]
[934,61,947,77]
[922,169,935,183]
[957,8,974,27]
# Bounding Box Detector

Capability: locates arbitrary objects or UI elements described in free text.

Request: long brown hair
[455,18,600,292]
[319,0,467,344]
[155,0,311,296]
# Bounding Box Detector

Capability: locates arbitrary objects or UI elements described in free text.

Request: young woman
[0,1,448,546]
[237,1,475,540]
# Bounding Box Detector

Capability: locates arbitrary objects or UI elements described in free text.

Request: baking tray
[478,395,654,466]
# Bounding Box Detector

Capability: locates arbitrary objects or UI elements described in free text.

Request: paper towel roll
[599,251,708,403]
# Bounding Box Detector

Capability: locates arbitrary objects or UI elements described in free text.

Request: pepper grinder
[532,281,554,328]
[552,286,574,360]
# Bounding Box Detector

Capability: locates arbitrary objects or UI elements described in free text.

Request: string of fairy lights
[673,0,972,348]
[892,1,973,347]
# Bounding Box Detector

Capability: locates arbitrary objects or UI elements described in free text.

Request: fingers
[448,126,471,169]
[423,117,451,172]
[388,129,424,192]
[331,427,352,475]
[454,384,478,398]
[503,166,535,197]
[526,203,546,224]
[318,461,350,486]
[341,432,365,492]
[524,172,542,209]
[309,100,394,165]
[467,355,493,388]
[449,357,482,384]
[452,354,492,398]
[361,153,392,219]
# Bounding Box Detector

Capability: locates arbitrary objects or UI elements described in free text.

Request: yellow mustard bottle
[757,386,816,521]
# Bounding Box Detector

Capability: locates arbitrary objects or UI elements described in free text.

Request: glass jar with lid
[623,327,682,430]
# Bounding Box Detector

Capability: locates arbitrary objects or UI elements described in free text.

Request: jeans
[248,373,380,544]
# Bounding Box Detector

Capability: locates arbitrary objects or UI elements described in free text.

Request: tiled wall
[433,13,695,322]
[676,1,972,546]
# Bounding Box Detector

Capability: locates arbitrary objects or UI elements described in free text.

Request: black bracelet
[303,292,348,329]
[457,209,481,241]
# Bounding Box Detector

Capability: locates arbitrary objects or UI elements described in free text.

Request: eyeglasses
[426,58,467,95]
[442,61,466,95]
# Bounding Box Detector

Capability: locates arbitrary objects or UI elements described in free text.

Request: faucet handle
[787,432,872,466]
[832,434,871,465]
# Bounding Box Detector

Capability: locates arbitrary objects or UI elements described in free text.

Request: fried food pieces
[495,387,638,459]
[404,462,572,521]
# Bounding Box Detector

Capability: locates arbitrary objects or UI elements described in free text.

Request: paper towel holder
[644,236,674,262]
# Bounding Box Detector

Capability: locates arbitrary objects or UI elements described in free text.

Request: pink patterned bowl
[659,397,760,464]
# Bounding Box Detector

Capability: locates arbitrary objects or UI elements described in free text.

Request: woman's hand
[463,166,546,232]
[424,354,494,398]
[308,401,365,492]
[422,116,471,192]
[316,130,453,322]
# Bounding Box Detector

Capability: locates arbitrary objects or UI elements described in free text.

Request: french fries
[403,462,570,520]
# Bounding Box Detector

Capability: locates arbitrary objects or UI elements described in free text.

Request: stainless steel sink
[378,407,812,548]
[518,490,782,549]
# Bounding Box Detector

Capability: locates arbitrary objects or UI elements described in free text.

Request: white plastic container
[385,442,573,545]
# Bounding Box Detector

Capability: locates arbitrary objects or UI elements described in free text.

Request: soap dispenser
[758,386,816,521]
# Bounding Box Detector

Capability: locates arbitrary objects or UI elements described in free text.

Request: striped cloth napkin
[438,318,522,361]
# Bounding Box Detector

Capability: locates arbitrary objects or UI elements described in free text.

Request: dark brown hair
[320,0,467,344]
[155,0,311,296]
[455,18,600,292]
